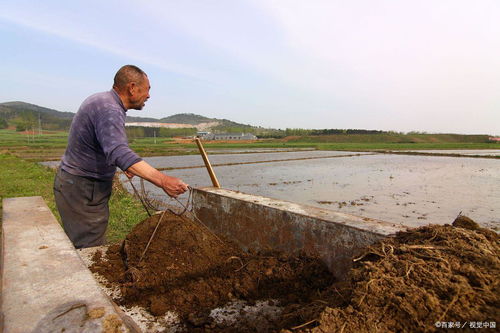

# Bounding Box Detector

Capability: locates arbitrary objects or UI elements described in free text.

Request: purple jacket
[61,90,142,180]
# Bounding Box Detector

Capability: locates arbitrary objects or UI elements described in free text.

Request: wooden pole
[195,137,221,188]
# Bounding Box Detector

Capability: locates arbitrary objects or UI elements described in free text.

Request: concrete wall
[1,196,139,333]
[192,188,406,280]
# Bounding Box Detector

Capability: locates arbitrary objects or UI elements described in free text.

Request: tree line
[125,126,197,138]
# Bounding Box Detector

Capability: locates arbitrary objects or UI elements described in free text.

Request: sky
[0,0,499,135]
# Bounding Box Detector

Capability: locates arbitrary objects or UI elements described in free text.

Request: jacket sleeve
[94,108,142,171]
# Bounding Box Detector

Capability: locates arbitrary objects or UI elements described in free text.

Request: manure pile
[91,211,335,332]
[295,216,499,333]
[91,213,499,333]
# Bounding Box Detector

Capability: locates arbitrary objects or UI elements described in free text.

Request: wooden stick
[195,137,221,188]
[291,319,318,330]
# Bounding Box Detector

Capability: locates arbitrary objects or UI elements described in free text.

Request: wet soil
[91,213,499,332]
[90,211,336,332]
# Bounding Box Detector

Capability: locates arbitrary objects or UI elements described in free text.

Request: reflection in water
[121,152,499,230]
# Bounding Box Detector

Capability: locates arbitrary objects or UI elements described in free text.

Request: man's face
[129,75,151,110]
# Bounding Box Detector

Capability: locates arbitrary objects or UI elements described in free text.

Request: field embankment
[285,133,491,144]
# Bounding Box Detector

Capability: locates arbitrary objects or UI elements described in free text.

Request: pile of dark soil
[91,213,499,333]
[294,215,499,333]
[90,211,336,332]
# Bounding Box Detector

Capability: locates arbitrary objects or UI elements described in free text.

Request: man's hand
[124,170,134,179]
[126,161,189,198]
[160,175,189,198]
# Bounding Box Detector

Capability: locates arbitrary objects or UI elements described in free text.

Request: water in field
[122,150,500,230]
[139,150,369,169]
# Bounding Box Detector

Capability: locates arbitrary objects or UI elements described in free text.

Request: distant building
[488,137,500,142]
[196,131,211,137]
[197,132,257,140]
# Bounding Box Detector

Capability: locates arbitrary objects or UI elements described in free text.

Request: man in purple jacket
[54,65,188,249]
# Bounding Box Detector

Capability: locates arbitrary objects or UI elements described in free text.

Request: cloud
[0,3,219,83]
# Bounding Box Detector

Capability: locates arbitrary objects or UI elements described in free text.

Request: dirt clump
[296,219,499,333]
[452,214,480,230]
[91,211,335,332]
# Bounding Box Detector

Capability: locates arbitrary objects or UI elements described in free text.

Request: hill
[125,115,160,123]
[158,113,258,133]
[0,101,258,133]
[0,101,160,129]
[0,101,75,118]
[0,101,74,131]
[159,113,213,125]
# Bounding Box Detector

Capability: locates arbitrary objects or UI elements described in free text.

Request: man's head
[113,65,150,110]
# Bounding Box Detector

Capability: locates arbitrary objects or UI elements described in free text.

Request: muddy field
[91,213,499,332]
[133,153,500,230]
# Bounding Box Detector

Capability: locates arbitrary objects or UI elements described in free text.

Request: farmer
[54,65,188,249]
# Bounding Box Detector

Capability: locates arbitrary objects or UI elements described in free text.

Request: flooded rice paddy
[139,150,368,169]
[123,150,500,230]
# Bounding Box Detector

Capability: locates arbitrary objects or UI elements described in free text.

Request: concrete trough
[1,189,406,331]
[192,187,405,280]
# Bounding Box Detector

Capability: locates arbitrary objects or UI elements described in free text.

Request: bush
[16,123,27,132]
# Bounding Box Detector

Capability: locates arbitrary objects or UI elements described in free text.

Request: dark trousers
[54,168,113,249]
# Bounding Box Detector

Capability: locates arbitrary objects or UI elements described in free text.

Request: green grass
[0,129,69,146]
[0,153,60,219]
[0,129,68,161]
[0,153,148,243]
[160,141,497,152]
[106,181,149,243]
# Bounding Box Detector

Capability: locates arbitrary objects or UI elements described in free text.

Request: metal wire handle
[128,178,152,217]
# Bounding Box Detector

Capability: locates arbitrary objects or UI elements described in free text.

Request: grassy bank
[0,153,147,243]
[131,134,497,153]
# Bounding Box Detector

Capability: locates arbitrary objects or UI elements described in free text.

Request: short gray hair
[113,65,147,90]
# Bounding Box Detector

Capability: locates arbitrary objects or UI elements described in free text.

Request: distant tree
[12,111,36,132]
[16,123,27,131]
[158,127,196,137]
[125,126,197,138]
[125,126,145,139]
[0,118,7,129]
